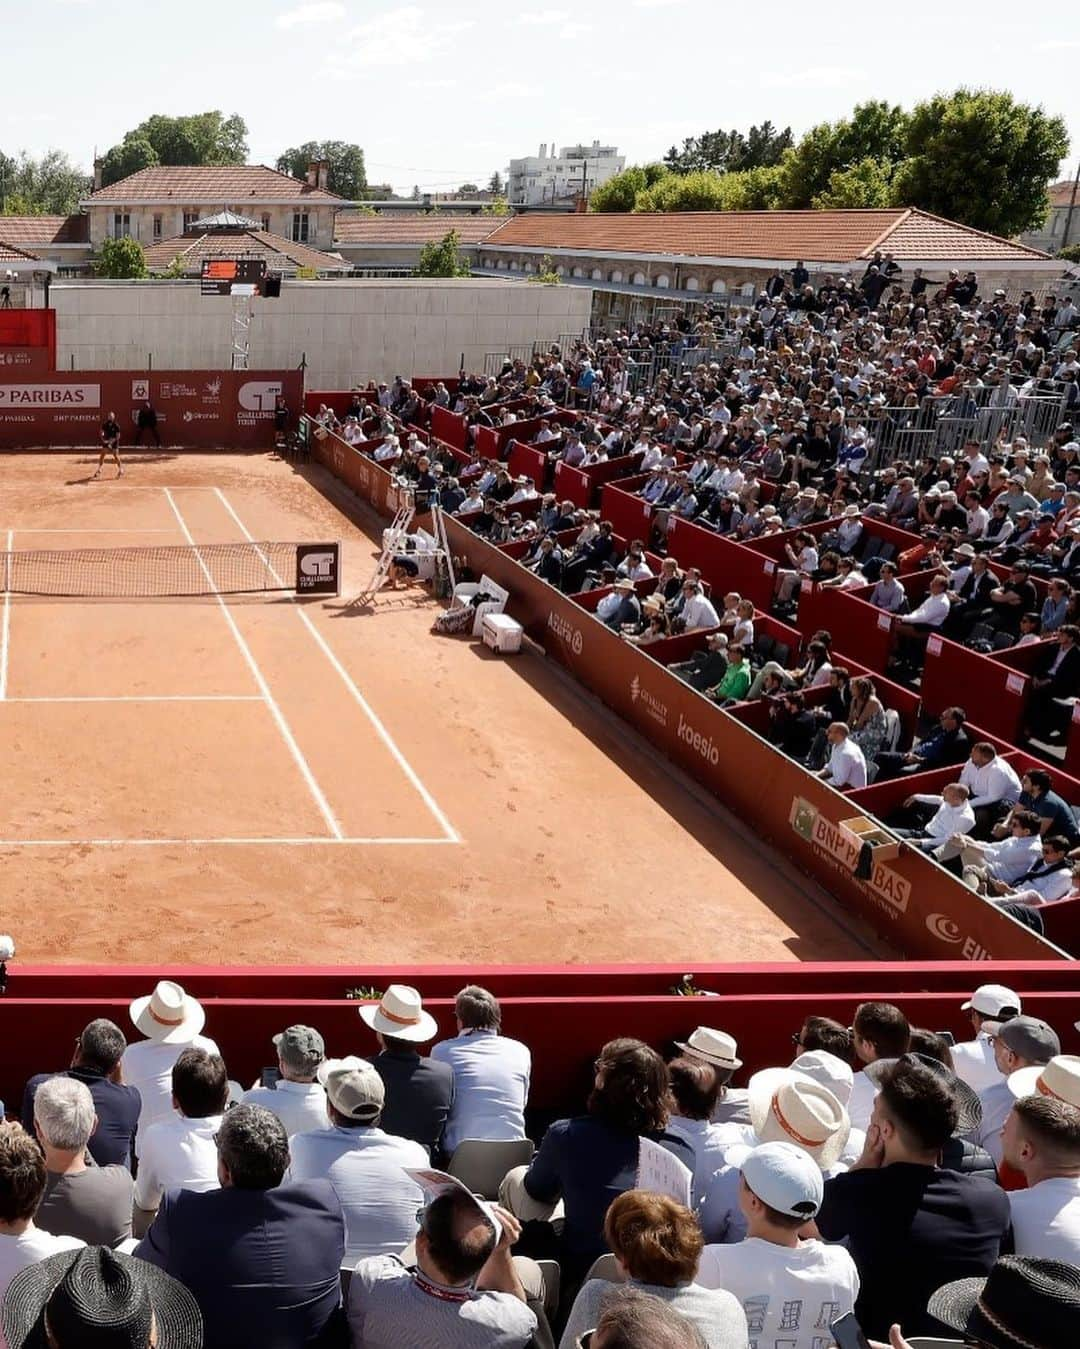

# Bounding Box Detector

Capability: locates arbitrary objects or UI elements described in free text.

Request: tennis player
[95,411,124,478]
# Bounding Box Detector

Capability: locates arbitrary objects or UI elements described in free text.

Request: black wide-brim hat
[928,1256,1080,1349]
[864,1052,982,1136]
[3,1247,202,1349]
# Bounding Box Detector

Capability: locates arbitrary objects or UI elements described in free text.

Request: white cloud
[276,1,346,28]
[480,81,542,101]
[632,0,684,8]
[761,66,868,88]
[1035,39,1080,51]
[519,8,571,21]
[330,7,474,71]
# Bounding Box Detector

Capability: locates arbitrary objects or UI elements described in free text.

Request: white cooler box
[482,612,523,654]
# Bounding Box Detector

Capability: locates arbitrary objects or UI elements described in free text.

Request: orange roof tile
[1049,180,1079,209]
[0,241,42,262]
[483,208,1052,263]
[0,215,89,246]
[87,165,343,204]
[334,214,499,245]
[142,228,348,274]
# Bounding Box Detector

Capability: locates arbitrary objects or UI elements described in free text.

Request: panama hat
[747,1068,850,1169]
[359,984,438,1043]
[129,980,206,1045]
[3,1246,202,1349]
[927,1256,1080,1349]
[1007,1054,1080,1105]
[675,1027,742,1070]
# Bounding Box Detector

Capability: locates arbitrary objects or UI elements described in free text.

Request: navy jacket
[368,1049,454,1157]
[22,1068,140,1170]
[135,1180,346,1349]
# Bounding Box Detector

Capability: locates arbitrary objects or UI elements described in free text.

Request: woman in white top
[774,532,819,605]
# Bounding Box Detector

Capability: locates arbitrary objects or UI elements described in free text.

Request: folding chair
[582,1253,625,1284]
[446,1139,535,1200]
[881,708,903,754]
[858,534,883,561]
[991,631,1015,651]
[753,634,776,665]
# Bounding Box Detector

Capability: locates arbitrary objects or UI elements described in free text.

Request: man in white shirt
[895,783,975,850]
[819,722,867,790]
[933,809,1042,887]
[975,1017,1061,1167]
[678,582,721,633]
[0,1122,84,1314]
[892,576,951,667]
[121,981,220,1131]
[286,1058,427,1264]
[1001,1081,1080,1263]
[869,563,906,614]
[952,985,1022,1093]
[697,1143,859,1349]
[430,986,531,1157]
[242,1025,329,1138]
[134,1046,228,1228]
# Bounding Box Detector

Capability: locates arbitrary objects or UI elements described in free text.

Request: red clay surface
[0,453,880,965]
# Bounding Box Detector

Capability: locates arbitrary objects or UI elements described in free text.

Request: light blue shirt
[429,1030,531,1156]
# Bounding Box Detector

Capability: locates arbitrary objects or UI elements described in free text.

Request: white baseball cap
[961,984,1021,1017]
[740,1141,824,1218]
[789,1051,855,1107]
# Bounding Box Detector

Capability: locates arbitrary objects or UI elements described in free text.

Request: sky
[4,0,1080,196]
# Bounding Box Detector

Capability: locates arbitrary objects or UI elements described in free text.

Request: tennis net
[1,541,305,598]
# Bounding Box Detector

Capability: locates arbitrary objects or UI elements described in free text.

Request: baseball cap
[317,1056,385,1121]
[273,1025,325,1072]
[789,1050,854,1107]
[740,1142,823,1218]
[961,984,1021,1017]
[995,1016,1060,1065]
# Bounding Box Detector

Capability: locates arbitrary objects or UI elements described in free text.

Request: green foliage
[481,197,511,216]
[0,150,88,214]
[665,122,793,175]
[275,141,367,199]
[415,229,472,277]
[458,182,479,195]
[488,170,504,195]
[97,237,147,279]
[590,165,664,212]
[812,157,896,209]
[892,89,1069,236]
[100,112,248,186]
[1058,243,1080,262]
[156,254,189,278]
[775,102,908,208]
[528,255,560,284]
[636,169,728,212]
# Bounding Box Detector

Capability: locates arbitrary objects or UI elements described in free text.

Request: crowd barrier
[2,963,1077,1122]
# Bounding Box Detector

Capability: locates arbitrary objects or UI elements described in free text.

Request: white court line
[163,488,344,841]
[214,487,461,844]
[0,836,457,847]
[2,529,176,534]
[0,529,12,701]
[5,695,262,704]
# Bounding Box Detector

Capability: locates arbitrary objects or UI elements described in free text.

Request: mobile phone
[936,1030,956,1046]
[260,1067,280,1090]
[830,1312,871,1349]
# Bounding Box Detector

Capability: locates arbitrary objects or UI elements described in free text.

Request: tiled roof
[483,208,1053,263]
[142,228,348,275]
[86,165,343,203]
[0,215,90,245]
[1049,180,1079,209]
[0,241,41,262]
[334,214,500,244]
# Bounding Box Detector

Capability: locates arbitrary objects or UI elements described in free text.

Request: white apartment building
[507,142,625,208]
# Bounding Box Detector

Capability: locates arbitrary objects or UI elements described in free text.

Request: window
[292,211,310,243]
[152,215,163,241]
[685,277,700,291]
[711,278,727,294]
[261,215,271,233]
[113,212,131,239]
[631,271,647,286]
[610,270,623,283]
[590,268,602,281]
[655,274,670,289]
[183,211,199,231]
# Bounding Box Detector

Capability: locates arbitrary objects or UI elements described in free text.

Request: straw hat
[1007,1054,1080,1106]
[675,1027,742,1070]
[747,1067,850,1169]
[358,984,438,1043]
[129,980,206,1045]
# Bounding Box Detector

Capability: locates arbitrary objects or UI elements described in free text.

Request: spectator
[817,1059,1011,1339]
[697,1143,858,1349]
[431,985,531,1158]
[560,1191,747,1349]
[891,782,975,851]
[925,1255,1080,1349]
[975,1016,1062,1167]
[957,743,1023,836]
[932,808,1042,889]
[133,1048,229,1229]
[136,1104,346,1349]
[285,1056,427,1264]
[241,1025,328,1138]
[21,1019,140,1170]
[1,1246,202,1349]
[33,1078,132,1249]
[848,1003,911,1132]
[818,722,867,790]
[673,1028,749,1126]
[121,982,220,1131]
[1000,1081,1080,1262]
[500,1039,694,1280]
[0,1123,83,1316]
[793,1017,851,1062]
[347,1188,537,1349]
[668,633,729,694]
[363,985,455,1159]
[868,562,907,615]
[1024,624,1080,741]
[951,984,1022,1094]
[583,1286,709,1348]
[667,1059,739,1197]
[873,706,969,781]
[677,582,721,633]
[1003,769,1080,843]
[708,644,751,705]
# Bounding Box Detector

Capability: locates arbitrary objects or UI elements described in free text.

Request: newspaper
[636,1137,693,1207]
[405,1167,503,1242]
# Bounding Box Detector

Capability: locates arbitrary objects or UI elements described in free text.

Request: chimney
[316,159,330,192]
[538,143,545,160]
[306,161,318,187]
[93,157,103,192]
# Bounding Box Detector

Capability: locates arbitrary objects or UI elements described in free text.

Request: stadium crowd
[1,976,1078,1347]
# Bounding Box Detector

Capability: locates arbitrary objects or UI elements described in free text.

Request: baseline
[0,835,458,847]
[0,529,11,700]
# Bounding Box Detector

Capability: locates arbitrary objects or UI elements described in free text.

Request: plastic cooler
[481,612,523,653]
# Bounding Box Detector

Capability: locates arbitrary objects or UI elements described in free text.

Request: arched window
[610,270,623,283]
[571,266,584,278]
[710,278,727,294]
[591,267,603,280]
[524,262,535,273]
[655,274,670,289]
[555,264,566,276]
[631,271,647,286]
[496,259,507,270]
[740,281,755,297]
[684,277,699,292]
[483,257,494,269]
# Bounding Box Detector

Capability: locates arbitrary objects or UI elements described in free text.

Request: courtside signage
[296,543,340,595]
[0,384,100,407]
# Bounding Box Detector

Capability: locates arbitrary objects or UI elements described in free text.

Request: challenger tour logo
[0,384,101,407]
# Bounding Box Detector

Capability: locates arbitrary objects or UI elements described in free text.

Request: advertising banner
[0,369,303,449]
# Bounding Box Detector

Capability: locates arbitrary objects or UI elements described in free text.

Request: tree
[481,197,511,216]
[590,162,668,212]
[415,229,471,277]
[458,182,479,195]
[97,237,147,279]
[156,253,189,278]
[893,89,1069,237]
[275,140,367,199]
[776,101,908,207]
[0,150,88,214]
[488,170,504,195]
[664,123,793,175]
[410,184,422,201]
[100,112,248,186]
[528,255,560,284]
[812,157,896,209]
[1058,243,1080,262]
[636,170,729,212]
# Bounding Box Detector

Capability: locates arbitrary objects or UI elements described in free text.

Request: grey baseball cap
[994,1016,1061,1065]
[273,1025,325,1071]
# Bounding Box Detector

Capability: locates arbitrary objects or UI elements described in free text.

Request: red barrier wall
[0,370,303,449]
[0,309,55,373]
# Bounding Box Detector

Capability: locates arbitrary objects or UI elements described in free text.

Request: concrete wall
[51,278,592,386]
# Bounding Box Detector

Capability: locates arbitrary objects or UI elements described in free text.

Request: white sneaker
[117,468,124,477]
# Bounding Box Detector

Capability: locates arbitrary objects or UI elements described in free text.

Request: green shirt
[714,661,750,701]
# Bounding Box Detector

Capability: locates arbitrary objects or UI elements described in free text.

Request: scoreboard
[200,258,268,296]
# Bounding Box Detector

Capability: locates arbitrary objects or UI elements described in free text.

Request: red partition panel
[0,308,55,371]
[601,485,654,543]
[921,635,1030,743]
[431,406,467,451]
[309,426,401,516]
[507,441,549,488]
[667,518,776,609]
[554,459,592,508]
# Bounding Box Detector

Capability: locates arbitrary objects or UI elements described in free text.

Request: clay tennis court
[0,452,877,966]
